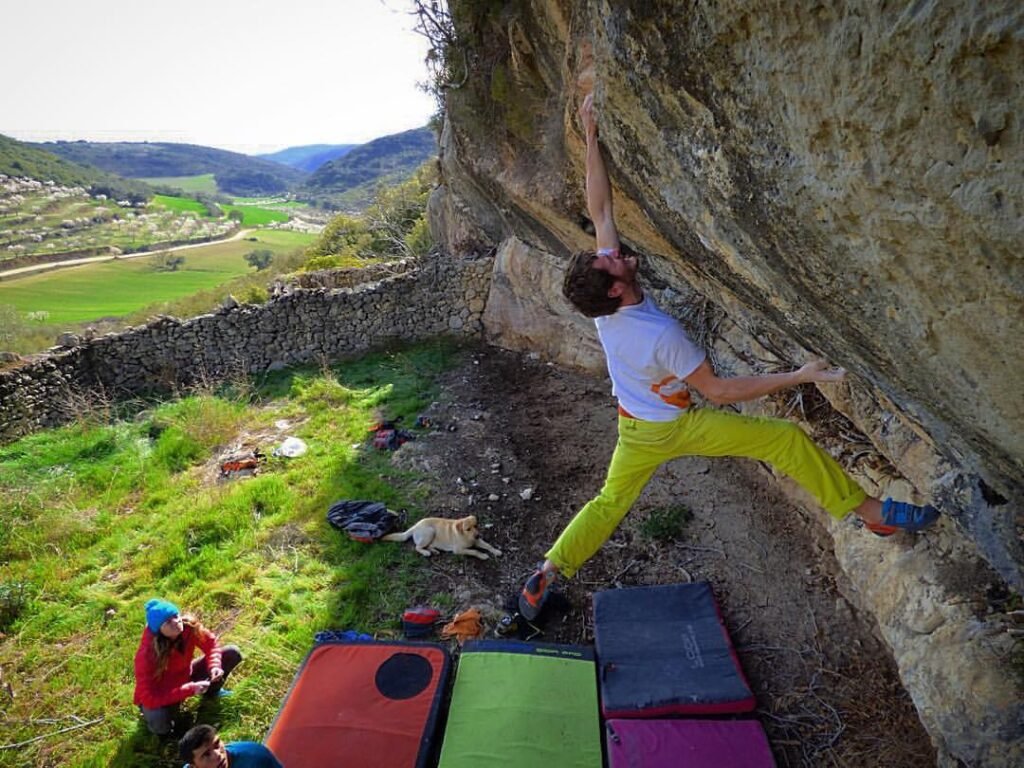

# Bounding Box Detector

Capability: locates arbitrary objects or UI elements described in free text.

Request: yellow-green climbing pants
[546,408,867,577]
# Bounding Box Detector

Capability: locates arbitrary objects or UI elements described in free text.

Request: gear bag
[370,419,415,451]
[326,500,405,543]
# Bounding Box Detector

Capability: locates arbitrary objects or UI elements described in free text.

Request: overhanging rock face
[429,1,1023,764]
[431,0,1023,591]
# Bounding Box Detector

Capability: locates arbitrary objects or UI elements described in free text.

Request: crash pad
[606,718,775,767]
[437,640,602,768]
[593,582,755,716]
[265,640,449,767]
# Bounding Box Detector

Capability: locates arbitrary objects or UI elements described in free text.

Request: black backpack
[326,500,405,543]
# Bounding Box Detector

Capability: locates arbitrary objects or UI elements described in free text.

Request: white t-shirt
[594,295,706,421]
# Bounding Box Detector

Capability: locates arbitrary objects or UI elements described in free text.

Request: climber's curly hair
[562,250,622,318]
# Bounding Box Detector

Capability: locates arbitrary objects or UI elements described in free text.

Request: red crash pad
[265,641,449,767]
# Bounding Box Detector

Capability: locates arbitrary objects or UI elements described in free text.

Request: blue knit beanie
[145,598,180,633]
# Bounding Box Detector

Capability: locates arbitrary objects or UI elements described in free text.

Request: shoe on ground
[518,567,554,621]
[866,498,940,537]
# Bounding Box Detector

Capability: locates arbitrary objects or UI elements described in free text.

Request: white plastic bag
[273,436,308,458]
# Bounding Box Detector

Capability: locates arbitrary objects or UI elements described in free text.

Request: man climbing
[519,93,939,621]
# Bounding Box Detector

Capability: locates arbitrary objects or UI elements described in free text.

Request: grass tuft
[640,504,693,543]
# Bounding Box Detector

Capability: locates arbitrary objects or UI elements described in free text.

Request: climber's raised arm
[580,93,620,254]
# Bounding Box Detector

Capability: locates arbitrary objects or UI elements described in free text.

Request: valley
[0,127,437,358]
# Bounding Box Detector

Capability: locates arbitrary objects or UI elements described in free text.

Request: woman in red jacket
[133,598,242,736]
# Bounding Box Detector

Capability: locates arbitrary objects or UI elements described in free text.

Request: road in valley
[0,228,255,281]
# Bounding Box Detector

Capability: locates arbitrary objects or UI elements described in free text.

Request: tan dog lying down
[382,515,502,559]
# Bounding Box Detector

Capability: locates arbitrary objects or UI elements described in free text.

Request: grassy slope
[0,135,151,202]
[138,174,219,195]
[32,142,306,193]
[221,204,289,227]
[298,127,436,210]
[150,195,210,217]
[0,341,462,767]
[0,232,315,323]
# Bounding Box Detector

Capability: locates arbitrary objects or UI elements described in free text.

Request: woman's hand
[209,667,224,683]
[192,680,211,696]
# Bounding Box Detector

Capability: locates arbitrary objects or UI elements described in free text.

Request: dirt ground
[388,343,937,768]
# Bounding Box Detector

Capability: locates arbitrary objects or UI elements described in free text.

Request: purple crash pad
[606,719,775,768]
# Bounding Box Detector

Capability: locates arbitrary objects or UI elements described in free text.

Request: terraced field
[0,177,234,265]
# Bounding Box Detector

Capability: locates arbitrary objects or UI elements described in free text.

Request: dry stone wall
[0,255,493,442]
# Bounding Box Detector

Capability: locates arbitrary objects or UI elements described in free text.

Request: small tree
[153,253,186,272]
[244,249,274,271]
[0,304,24,346]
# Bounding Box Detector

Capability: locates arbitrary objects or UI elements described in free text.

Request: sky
[0,0,436,154]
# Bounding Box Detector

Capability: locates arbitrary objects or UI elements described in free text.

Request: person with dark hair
[179,724,283,768]
[133,598,243,736]
[519,92,939,620]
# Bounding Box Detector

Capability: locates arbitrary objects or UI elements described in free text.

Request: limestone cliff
[428,1,1023,764]
[430,0,1022,593]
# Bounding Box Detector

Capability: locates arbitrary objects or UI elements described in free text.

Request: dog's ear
[459,516,476,532]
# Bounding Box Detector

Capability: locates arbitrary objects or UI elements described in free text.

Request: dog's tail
[382,527,413,542]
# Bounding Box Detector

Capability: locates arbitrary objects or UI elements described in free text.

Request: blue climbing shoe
[866,498,940,537]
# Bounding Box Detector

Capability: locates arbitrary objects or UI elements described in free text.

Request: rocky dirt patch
[387,343,936,767]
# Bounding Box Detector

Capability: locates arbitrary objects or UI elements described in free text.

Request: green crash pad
[437,641,602,768]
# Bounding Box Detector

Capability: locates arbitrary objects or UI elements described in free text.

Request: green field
[246,229,316,249]
[150,194,211,217]
[0,341,462,767]
[0,232,313,324]
[230,197,312,212]
[138,173,219,194]
[222,204,290,227]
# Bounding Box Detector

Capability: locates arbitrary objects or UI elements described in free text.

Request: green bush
[151,425,204,472]
[240,284,269,305]
[303,161,435,266]
[0,581,31,632]
[640,504,693,543]
[244,248,274,271]
[0,304,25,347]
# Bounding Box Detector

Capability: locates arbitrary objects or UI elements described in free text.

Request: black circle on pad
[375,652,433,699]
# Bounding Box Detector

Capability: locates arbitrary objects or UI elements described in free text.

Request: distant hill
[0,134,151,202]
[256,144,358,173]
[31,141,307,197]
[298,127,437,210]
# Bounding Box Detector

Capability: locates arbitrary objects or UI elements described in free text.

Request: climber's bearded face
[592,247,638,285]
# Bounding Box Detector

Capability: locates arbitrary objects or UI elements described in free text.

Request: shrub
[0,304,25,347]
[240,284,269,305]
[640,504,693,543]
[244,248,274,271]
[0,581,31,632]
